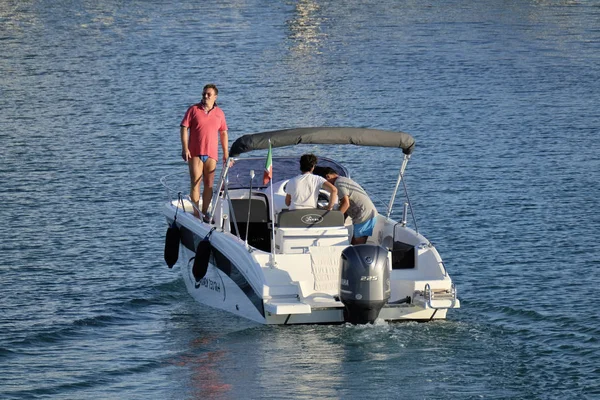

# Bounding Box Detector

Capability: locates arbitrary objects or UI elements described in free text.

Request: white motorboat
[161,127,459,324]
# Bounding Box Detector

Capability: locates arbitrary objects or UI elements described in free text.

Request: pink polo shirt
[180,103,228,160]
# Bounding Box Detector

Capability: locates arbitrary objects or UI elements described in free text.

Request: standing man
[180,83,228,221]
[321,167,377,245]
[285,154,338,211]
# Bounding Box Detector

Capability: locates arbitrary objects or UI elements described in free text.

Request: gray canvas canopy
[229,127,415,157]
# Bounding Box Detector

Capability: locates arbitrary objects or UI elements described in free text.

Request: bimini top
[229,127,415,157]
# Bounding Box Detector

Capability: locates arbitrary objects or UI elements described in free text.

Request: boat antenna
[245,169,255,248]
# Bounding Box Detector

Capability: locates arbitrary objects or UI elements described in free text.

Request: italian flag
[263,141,272,184]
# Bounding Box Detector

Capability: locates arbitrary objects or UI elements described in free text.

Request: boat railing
[159,172,183,203]
[160,173,205,216]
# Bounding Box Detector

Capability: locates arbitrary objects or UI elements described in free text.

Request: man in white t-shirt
[285,154,338,210]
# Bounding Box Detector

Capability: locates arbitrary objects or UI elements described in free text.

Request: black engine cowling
[340,244,391,324]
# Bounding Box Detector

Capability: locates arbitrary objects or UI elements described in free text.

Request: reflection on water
[170,335,232,399]
[253,326,344,399]
[286,0,326,56]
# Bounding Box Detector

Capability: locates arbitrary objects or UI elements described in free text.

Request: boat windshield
[226,156,349,190]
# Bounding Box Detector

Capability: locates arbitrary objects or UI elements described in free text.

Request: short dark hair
[202,83,219,106]
[319,167,337,177]
[299,154,318,172]
[203,83,218,95]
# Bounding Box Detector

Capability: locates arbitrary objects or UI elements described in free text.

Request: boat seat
[277,209,344,228]
[230,194,271,252]
[275,209,349,254]
[230,194,270,223]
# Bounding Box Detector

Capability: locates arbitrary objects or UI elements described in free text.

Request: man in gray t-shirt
[321,167,378,245]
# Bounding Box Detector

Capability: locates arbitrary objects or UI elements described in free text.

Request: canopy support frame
[386,154,410,219]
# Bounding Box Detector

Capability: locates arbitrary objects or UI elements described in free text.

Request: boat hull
[175,225,455,325]
[180,246,267,323]
[165,191,459,325]
[180,246,450,325]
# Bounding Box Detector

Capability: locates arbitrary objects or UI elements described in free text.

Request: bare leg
[201,157,217,216]
[188,157,203,218]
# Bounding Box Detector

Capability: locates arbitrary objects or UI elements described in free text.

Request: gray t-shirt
[334,176,377,224]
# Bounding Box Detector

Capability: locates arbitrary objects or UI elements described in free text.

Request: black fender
[164,222,180,268]
[192,228,216,281]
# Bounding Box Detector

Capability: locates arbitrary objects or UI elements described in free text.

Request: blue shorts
[353,216,376,238]
[197,155,210,162]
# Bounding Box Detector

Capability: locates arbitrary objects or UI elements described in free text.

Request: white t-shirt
[285,173,326,210]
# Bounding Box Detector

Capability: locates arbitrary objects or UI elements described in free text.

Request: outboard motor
[340,245,391,324]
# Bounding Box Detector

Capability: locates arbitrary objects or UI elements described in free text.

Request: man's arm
[220,130,229,163]
[180,126,190,161]
[322,181,338,211]
[338,195,350,214]
[285,194,291,206]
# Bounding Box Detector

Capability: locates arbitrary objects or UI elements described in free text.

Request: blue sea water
[1,1,599,399]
